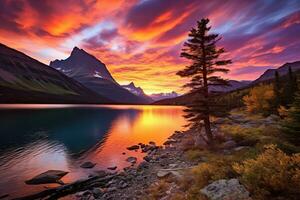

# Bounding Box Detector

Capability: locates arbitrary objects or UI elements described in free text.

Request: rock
[93,170,107,177]
[107,186,117,192]
[200,179,251,200]
[234,146,249,151]
[25,170,68,185]
[127,145,140,150]
[80,161,96,168]
[149,141,156,146]
[122,152,126,155]
[92,188,103,197]
[138,161,149,169]
[222,140,237,149]
[107,166,117,170]
[157,171,171,178]
[169,163,178,168]
[163,139,177,145]
[119,181,128,189]
[143,155,152,162]
[126,157,137,164]
[266,114,280,121]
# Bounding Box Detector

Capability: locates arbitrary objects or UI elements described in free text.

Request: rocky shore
[15,111,275,200]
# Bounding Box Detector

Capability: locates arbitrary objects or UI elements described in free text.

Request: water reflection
[0,105,185,198]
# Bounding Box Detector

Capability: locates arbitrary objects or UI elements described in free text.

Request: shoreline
[14,130,195,200]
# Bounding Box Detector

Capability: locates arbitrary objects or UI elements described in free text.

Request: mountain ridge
[50,47,151,104]
[0,43,111,103]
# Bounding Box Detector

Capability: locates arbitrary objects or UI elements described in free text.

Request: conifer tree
[177,18,231,144]
[273,70,281,113]
[282,77,300,144]
[283,67,298,105]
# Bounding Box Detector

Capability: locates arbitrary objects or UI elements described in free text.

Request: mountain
[150,91,179,101]
[209,80,251,93]
[122,82,153,103]
[0,43,110,103]
[50,47,151,104]
[253,61,300,84]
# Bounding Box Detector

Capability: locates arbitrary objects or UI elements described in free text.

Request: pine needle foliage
[177,18,231,143]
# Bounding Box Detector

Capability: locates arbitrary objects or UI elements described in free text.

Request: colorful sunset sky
[1,0,300,94]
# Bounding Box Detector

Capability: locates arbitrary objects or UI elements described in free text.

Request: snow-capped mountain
[122,82,153,103]
[209,80,251,93]
[150,91,179,101]
[0,43,109,103]
[50,47,151,104]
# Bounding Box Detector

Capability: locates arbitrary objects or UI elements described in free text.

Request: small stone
[107,186,117,192]
[126,157,137,164]
[143,155,151,162]
[149,141,156,146]
[107,166,117,170]
[163,139,177,145]
[122,152,126,155]
[169,163,178,168]
[93,170,107,177]
[222,140,237,149]
[80,161,96,169]
[92,188,103,197]
[157,170,171,178]
[234,146,249,151]
[127,145,140,150]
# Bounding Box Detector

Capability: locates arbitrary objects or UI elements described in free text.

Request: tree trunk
[201,39,213,144]
[204,115,213,143]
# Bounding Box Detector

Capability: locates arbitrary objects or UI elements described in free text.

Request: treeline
[217,68,300,114]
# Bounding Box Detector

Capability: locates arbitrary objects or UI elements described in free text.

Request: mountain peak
[50,46,116,82]
[70,46,86,56]
[128,82,135,87]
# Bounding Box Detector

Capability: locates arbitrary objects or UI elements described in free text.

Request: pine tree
[273,70,281,113]
[283,67,297,106]
[177,18,231,144]
[282,77,300,144]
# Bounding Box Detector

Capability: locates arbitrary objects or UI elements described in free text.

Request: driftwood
[14,175,115,200]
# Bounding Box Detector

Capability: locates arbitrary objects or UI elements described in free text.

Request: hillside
[0,43,111,103]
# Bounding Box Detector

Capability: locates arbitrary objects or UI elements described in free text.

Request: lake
[0,104,185,198]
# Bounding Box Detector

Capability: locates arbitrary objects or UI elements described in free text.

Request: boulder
[127,145,140,151]
[25,170,68,185]
[80,161,96,168]
[126,157,137,164]
[200,179,251,200]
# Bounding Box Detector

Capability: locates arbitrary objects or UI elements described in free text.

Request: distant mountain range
[154,61,300,105]
[209,80,251,93]
[0,43,109,103]
[121,82,153,103]
[150,91,179,101]
[252,61,300,84]
[50,47,152,104]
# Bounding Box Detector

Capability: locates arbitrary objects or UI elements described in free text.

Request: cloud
[1,0,300,93]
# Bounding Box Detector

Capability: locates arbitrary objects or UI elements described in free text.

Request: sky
[1,0,300,94]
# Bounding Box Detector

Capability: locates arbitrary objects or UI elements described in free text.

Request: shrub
[233,145,300,200]
[146,180,170,200]
[185,149,202,161]
[243,84,274,115]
